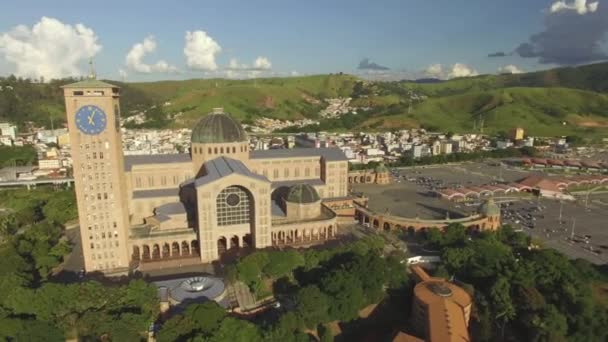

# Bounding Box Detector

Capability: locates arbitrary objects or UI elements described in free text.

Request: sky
[0,0,607,82]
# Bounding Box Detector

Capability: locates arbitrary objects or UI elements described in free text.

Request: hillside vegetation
[1,63,608,139]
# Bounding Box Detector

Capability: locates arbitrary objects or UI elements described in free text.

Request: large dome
[191,108,247,144]
[286,184,321,204]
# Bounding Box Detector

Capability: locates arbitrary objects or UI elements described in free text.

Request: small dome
[375,162,388,173]
[479,198,500,217]
[191,108,247,144]
[286,184,320,204]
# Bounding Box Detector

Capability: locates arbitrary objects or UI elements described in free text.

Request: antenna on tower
[88,57,97,80]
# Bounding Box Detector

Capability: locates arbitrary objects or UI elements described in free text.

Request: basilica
[64,76,354,272]
[124,108,351,266]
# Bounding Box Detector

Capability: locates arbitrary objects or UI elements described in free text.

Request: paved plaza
[353,161,608,264]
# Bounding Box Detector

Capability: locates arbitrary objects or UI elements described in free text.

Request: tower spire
[88,57,97,80]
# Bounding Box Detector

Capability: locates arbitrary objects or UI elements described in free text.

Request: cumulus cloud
[357,58,389,70]
[510,0,608,65]
[498,64,524,74]
[226,56,272,71]
[253,56,272,70]
[126,36,176,73]
[423,63,478,79]
[488,51,508,57]
[550,0,599,14]
[0,17,101,79]
[423,64,443,78]
[448,63,479,78]
[184,30,221,71]
[118,69,127,79]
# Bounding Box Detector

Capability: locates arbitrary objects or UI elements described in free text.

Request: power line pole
[570,218,576,240]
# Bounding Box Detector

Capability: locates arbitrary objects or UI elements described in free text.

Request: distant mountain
[1,62,607,141]
[410,78,444,84]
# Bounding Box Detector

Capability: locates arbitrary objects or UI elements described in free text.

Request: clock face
[75,105,107,135]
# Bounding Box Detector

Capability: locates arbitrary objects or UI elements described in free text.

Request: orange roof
[411,267,472,342]
[393,331,425,342]
[518,175,561,192]
[411,265,431,282]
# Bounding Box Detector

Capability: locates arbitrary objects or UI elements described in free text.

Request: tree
[321,270,365,321]
[208,317,261,342]
[186,301,226,335]
[294,285,330,329]
[263,250,305,278]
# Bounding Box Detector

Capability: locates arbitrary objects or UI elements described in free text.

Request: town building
[511,127,524,141]
[63,78,350,273]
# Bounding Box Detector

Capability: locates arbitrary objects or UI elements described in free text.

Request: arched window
[214,147,218,154]
[216,186,252,226]
[220,147,224,153]
[232,147,236,153]
[208,147,212,154]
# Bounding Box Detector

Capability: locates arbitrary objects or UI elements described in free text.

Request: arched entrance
[217,237,227,255]
[132,246,140,261]
[230,235,239,249]
[181,241,190,255]
[142,245,150,260]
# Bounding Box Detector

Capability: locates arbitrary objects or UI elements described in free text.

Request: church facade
[63,79,349,273]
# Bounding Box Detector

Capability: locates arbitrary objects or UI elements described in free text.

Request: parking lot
[353,162,608,264]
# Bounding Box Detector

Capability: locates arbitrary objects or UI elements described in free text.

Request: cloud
[488,51,508,57]
[498,64,524,74]
[510,0,608,65]
[423,63,478,79]
[253,56,272,70]
[226,56,272,71]
[184,30,221,71]
[448,63,479,78]
[126,36,176,73]
[423,64,443,78]
[357,58,389,70]
[118,69,127,79]
[0,17,101,80]
[550,0,599,14]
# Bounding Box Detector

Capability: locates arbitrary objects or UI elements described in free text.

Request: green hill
[1,63,608,140]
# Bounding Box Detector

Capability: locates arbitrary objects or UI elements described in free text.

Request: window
[93,152,97,159]
[216,186,251,226]
[232,147,236,153]
[208,148,212,154]
[273,169,279,179]
[305,168,310,177]
[148,176,154,187]
[220,147,224,153]
[284,168,289,177]
[161,176,167,186]
[214,147,218,154]
[99,152,104,159]
[73,91,84,96]
[295,168,300,177]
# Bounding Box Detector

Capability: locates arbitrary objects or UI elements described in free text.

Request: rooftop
[132,188,180,199]
[191,109,248,144]
[62,79,119,89]
[250,147,348,161]
[124,153,191,171]
[195,156,269,187]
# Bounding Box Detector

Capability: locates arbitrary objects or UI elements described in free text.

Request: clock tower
[63,76,130,273]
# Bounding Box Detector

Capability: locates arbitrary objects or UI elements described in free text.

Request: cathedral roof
[286,183,321,204]
[194,156,269,187]
[191,108,248,144]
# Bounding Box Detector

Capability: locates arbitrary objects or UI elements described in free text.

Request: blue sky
[0,0,606,81]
